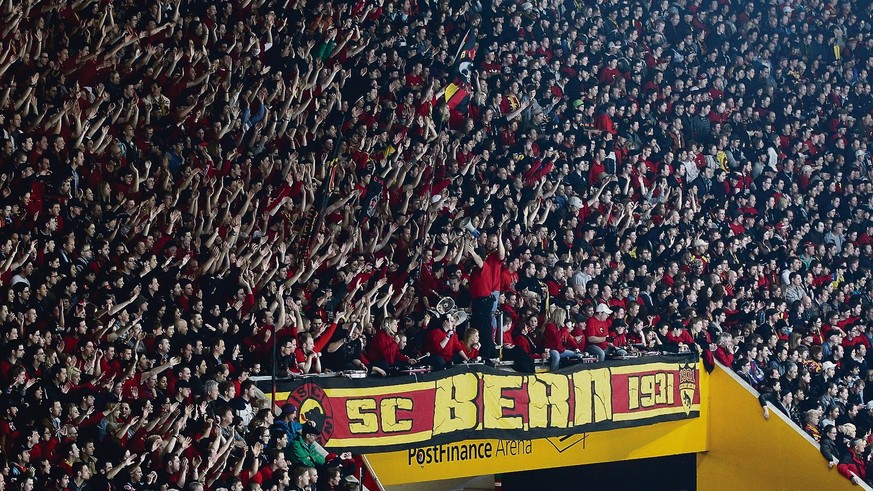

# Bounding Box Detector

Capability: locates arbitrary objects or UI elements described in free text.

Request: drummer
[368,316,417,374]
[462,329,482,362]
[424,313,470,370]
[321,321,369,373]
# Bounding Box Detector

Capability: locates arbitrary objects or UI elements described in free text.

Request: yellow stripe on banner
[327,430,434,448]
[325,382,434,398]
[268,382,435,402]
[612,405,700,422]
[445,83,460,101]
[269,391,292,402]
[609,362,690,375]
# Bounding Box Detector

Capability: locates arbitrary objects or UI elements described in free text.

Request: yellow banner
[265,355,701,455]
[365,366,709,486]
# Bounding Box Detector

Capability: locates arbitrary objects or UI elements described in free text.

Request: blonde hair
[839,423,857,437]
[464,328,480,348]
[548,308,568,327]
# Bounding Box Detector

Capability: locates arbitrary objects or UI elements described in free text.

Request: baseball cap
[595,303,613,314]
[302,424,320,436]
[822,361,837,371]
[0,397,18,411]
[282,404,298,415]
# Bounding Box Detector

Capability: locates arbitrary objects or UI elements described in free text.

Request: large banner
[264,355,700,454]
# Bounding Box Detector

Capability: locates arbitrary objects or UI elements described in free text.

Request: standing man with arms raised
[467,230,506,362]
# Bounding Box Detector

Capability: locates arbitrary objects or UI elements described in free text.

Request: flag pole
[450,28,472,67]
[271,324,277,405]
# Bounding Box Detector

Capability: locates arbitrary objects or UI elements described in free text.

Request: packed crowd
[1,0,873,488]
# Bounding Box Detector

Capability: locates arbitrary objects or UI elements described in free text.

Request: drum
[342,370,368,379]
[399,366,431,375]
[611,351,641,360]
[299,372,340,378]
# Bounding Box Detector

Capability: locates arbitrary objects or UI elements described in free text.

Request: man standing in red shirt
[467,231,506,361]
[595,103,618,135]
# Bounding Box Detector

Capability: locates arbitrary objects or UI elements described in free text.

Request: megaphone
[454,217,481,238]
[435,296,456,316]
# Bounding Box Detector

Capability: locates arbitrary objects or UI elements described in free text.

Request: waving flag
[444,82,470,113]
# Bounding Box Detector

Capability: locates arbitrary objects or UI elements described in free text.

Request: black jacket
[821,437,843,463]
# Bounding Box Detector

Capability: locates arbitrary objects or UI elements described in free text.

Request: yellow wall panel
[697,365,866,490]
